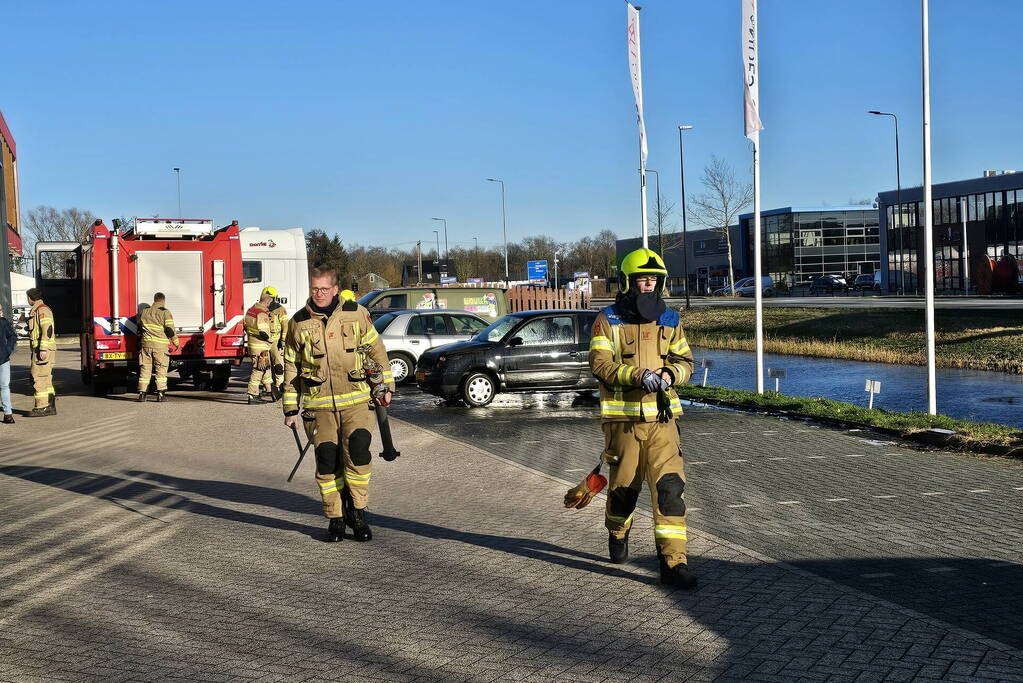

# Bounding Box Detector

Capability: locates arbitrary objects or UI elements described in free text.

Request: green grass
[681,306,1023,373]
[676,384,1023,451]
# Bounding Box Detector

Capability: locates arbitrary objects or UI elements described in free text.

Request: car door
[502,315,579,388]
[449,313,488,341]
[405,313,463,358]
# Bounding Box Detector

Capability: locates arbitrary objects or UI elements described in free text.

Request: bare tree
[649,194,676,256]
[687,156,752,295]
[24,206,98,278]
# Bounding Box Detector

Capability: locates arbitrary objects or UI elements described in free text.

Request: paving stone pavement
[2,349,1023,681]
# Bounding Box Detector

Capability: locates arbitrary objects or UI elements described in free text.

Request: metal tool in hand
[358,347,401,462]
[287,424,313,482]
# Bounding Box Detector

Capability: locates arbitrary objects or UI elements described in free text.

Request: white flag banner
[742,0,764,141]
[627,3,647,165]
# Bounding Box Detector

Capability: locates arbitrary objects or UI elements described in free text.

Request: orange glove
[563,471,608,509]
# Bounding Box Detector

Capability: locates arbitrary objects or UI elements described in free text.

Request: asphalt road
[593,295,1023,310]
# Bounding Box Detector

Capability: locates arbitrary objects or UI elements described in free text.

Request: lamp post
[172,167,181,217]
[678,125,694,309]
[432,230,440,262]
[553,248,560,289]
[868,110,904,295]
[431,217,448,261]
[473,236,479,279]
[486,178,509,283]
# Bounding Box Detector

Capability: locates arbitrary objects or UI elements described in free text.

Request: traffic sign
[527,260,548,283]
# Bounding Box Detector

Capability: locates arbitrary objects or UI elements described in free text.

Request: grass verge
[677,384,1023,454]
[681,306,1023,374]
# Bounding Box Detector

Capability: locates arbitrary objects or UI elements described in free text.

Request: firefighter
[244,289,275,404]
[282,266,394,543]
[588,248,697,589]
[136,293,180,402]
[265,287,288,399]
[26,288,57,417]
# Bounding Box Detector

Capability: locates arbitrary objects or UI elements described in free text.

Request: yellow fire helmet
[618,247,668,294]
[339,289,357,302]
[261,286,278,298]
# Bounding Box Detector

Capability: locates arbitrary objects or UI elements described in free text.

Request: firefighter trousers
[308,404,375,518]
[602,420,689,569]
[137,346,170,392]
[247,354,273,396]
[30,355,55,409]
[268,342,284,387]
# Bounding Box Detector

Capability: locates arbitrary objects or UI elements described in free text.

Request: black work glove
[257,331,270,341]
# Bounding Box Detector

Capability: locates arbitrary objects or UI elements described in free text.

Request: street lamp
[431,217,448,261]
[473,236,479,279]
[172,167,181,217]
[868,110,905,295]
[645,169,663,255]
[432,230,440,262]
[486,178,509,282]
[678,125,694,309]
[553,248,560,289]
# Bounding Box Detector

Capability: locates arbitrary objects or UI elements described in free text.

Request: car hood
[419,338,497,360]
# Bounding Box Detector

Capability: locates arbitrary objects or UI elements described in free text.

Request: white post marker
[701,359,714,387]
[767,367,785,393]
[921,0,937,415]
[743,0,765,394]
[865,379,882,410]
[961,197,969,293]
[627,3,649,248]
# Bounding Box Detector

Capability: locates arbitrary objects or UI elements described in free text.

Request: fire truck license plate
[415,370,427,381]
[101,352,128,360]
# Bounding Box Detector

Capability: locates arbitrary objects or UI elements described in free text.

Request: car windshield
[357,290,384,306]
[373,312,398,332]
[477,315,520,342]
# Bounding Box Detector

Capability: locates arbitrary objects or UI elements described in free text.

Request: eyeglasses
[310,287,336,294]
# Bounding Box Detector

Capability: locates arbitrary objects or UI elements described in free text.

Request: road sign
[440,276,457,284]
[468,277,484,285]
[573,271,590,279]
[527,260,548,283]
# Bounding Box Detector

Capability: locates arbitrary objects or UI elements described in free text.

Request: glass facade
[741,209,880,287]
[885,187,1023,292]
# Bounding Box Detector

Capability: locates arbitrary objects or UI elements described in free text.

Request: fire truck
[35,218,247,395]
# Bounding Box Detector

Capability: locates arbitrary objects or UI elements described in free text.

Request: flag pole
[921,0,937,414]
[743,0,765,394]
[628,3,649,248]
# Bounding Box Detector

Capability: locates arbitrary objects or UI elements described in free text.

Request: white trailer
[239,227,308,311]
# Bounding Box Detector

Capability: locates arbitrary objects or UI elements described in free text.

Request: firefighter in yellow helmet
[282,266,394,543]
[587,248,697,588]
[244,289,275,404]
[264,286,288,400]
[136,292,180,402]
[26,288,57,417]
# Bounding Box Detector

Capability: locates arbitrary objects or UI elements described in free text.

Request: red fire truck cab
[36,218,247,395]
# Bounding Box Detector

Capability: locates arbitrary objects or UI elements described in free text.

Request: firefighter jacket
[28,301,57,356]
[588,304,694,423]
[268,302,288,343]
[282,300,394,413]
[139,304,179,350]
[244,302,272,355]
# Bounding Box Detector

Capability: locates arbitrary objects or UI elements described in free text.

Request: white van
[239,227,309,311]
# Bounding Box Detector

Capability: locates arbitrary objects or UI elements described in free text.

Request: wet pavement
[690,346,1023,428]
[390,384,1023,650]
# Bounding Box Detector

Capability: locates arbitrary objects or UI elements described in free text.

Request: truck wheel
[81,367,92,385]
[91,375,108,397]
[461,372,496,408]
[387,352,414,385]
[210,366,232,392]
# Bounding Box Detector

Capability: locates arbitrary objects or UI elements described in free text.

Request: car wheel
[461,372,496,407]
[387,353,414,385]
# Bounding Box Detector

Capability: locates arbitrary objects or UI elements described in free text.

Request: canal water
[690,347,1023,429]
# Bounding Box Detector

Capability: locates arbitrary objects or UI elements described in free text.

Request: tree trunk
[724,229,736,296]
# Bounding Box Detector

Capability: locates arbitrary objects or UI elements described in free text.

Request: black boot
[49,395,57,415]
[156,391,167,403]
[247,394,262,404]
[659,555,697,589]
[29,406,51,417]
[609,529,630,564]
[136,392,147,402]
[342,491,372,541]
[324,517,344,543]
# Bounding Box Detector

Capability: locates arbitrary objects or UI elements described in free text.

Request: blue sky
[6,0,1021,249]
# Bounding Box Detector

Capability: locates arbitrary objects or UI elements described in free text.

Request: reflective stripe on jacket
[28,301,57,352]
[282,300,394,412]
[139,305,179,349]
[588,304,694,422]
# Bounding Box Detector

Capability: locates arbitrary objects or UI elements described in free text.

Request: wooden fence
[507,286,591,312]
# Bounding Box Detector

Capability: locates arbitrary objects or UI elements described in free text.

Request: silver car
[374,310,489,384]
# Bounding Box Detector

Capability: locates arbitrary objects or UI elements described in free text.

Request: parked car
[711,277,750,296]
[415,309,599,407]
[358,287,508,321]
[374,310,489,384]
[809,275,848,294]
[851,273,875,291]
[736,276,776,297]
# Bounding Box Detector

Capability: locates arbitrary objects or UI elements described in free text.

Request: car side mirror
[508,337,524,347]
